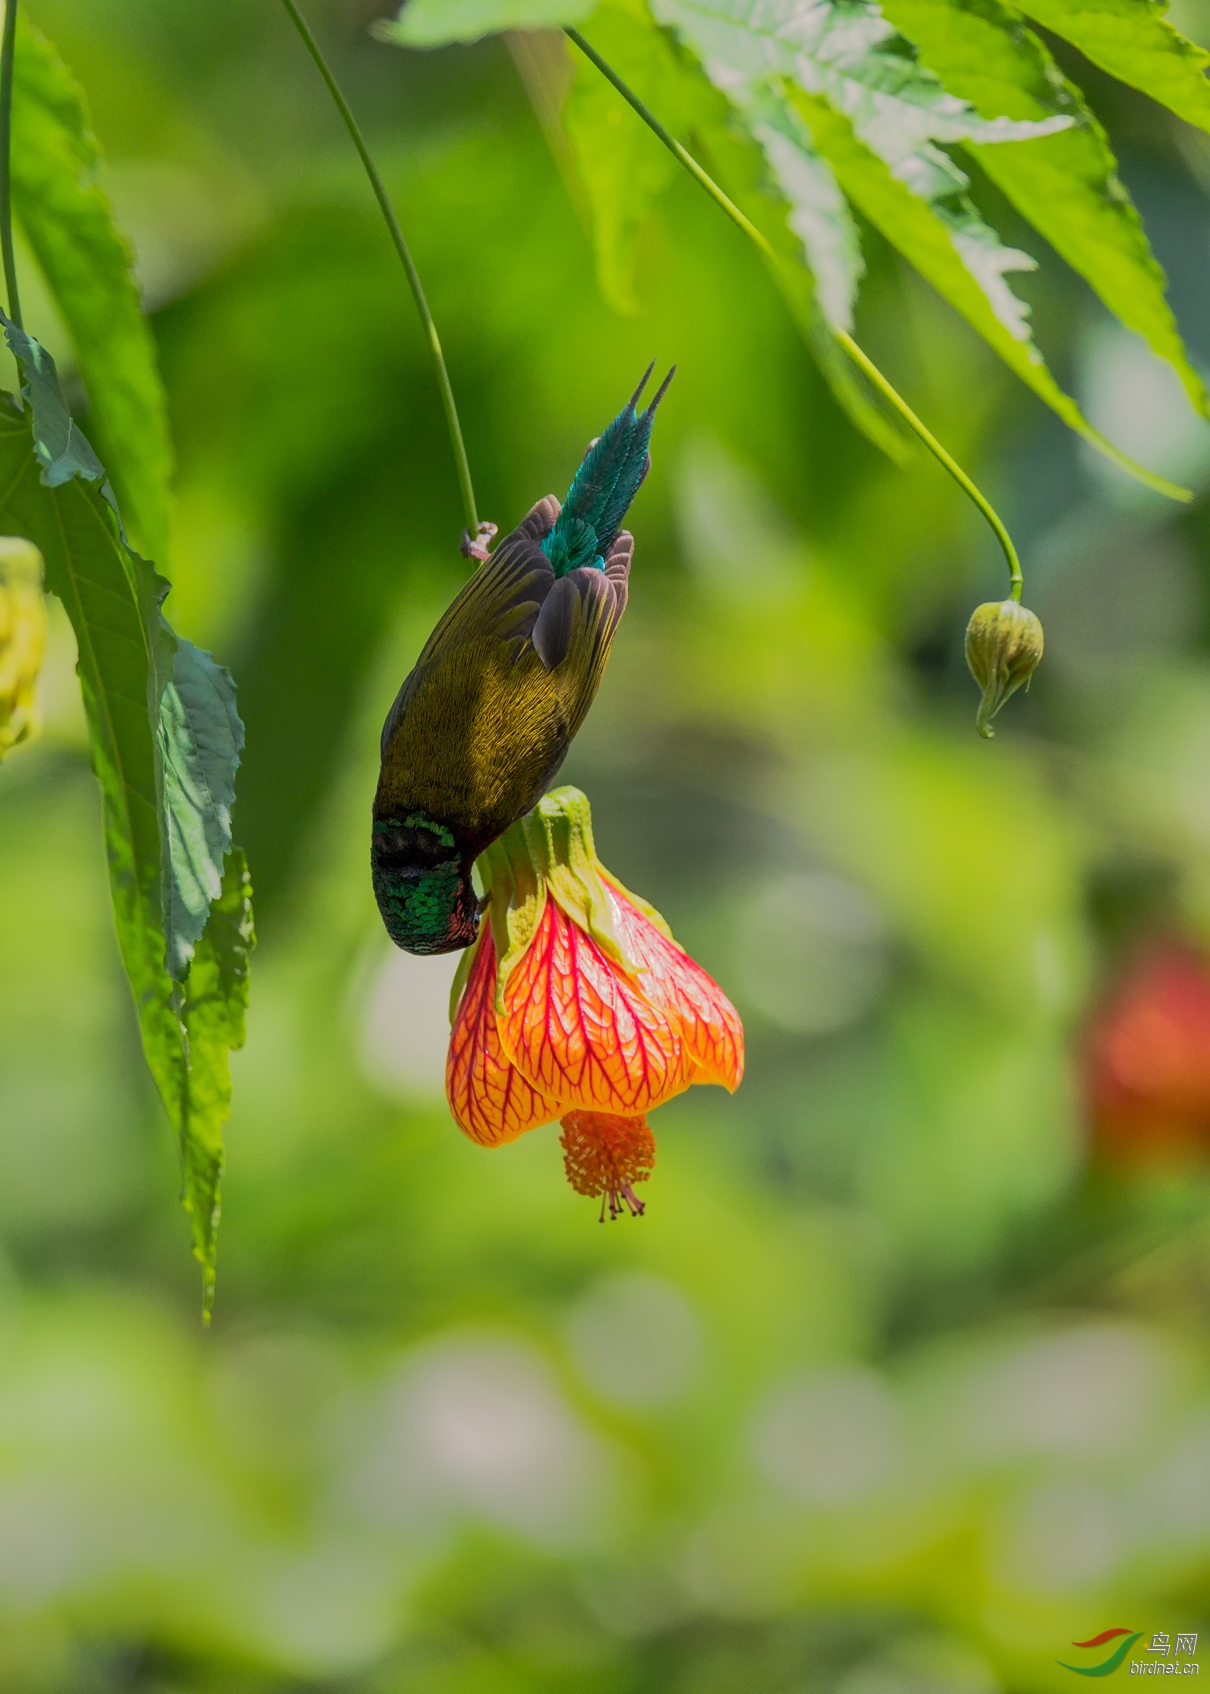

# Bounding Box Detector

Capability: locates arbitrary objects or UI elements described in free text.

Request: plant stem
[278,0,478,536]
[0,0,23,331]
[834,330,1022,598]
[565,29,771,256]
[564,25,1023,598]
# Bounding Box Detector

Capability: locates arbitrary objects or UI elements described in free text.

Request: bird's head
[371,813,480,955]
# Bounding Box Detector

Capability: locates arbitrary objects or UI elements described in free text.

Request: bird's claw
[460,521,498,562]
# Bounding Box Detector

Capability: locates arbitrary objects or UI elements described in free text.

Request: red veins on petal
[446,926,563,1146]
[603,875,744,1092]
[498,896,690,1115]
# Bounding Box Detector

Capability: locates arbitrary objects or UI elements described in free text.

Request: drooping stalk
[564,26,1023,599]
[0,0,23,331]
[278,0,479,537]
[835,333,1022,598]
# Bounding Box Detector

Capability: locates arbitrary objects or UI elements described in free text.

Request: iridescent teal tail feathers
[542,363,674,577]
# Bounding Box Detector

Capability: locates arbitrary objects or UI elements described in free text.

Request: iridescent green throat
[371,813,477,955]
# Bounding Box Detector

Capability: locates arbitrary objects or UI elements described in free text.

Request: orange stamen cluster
[559,1111,656,1220]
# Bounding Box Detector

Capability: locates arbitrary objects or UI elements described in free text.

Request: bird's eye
[373,825,454,871]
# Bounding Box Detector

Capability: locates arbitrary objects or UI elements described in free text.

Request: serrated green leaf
[178,849,254,1320]
[788,88,1193,497]
[5,320,241,976]
[697,103,914,458]
[10,15,173,563]
[652,0,1070,339]
[0,328,250,1315]
[377,0,594,48]
[158,640,244,980]
[1011,0,1210,133]
[10,314,109,487]
[644,0,1187,477]
[747,92,864,330]
[882,0,1209,417]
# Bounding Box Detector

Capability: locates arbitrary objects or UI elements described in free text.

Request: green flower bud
[0,537,45,756]
[965,598,1044,739]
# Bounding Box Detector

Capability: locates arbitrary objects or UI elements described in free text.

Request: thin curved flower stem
[0,0,23,331]
[564,25,1024,598]
[278,0,479,536]
[834,331,1023,598]
[565,29,770,255]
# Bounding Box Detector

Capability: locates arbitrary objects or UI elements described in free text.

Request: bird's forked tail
[542,363,674,577]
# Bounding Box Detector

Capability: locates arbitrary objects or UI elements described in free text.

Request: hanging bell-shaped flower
[0,537,45,756]
[445,785,743,1219]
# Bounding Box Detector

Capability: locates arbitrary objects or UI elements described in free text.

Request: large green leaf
[7,321,242,977]
[882,0,1209,418]
[565,0,1194,487]
[651,0,1069,338]
[789,90,1191,496]
[378,0,594,47]
[0,327,249,1314]
[10,15,173,563]
[1011,0,1210,133]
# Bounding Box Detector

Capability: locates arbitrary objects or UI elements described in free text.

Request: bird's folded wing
[531,529,633,674]
[532,567,615,672]
[381,501,564,753]
[422,520,557,663]
[603,531,632,623]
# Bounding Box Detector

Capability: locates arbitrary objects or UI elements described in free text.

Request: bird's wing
[426,505,559,660]
[380,500,561,757]
[603,530,632,622]
[517,493,561,541]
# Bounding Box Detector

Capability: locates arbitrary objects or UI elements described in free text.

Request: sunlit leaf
[883,0,1209,418]
[377,0,594,48]
[157,639,243,980]
[788,89,1191,497]
[11,16,173,564]
[1013,0,1210,134]
[0,325,249,1313]
[652,0,1069,340]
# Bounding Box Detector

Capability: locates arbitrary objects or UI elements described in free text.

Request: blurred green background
[3,1,1210,1688]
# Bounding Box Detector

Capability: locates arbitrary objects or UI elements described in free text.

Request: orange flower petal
[499,896,690,1114]
[446,926,563,1146]
[603,875,744,1092]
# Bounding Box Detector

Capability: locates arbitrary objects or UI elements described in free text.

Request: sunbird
[372,364,674,955]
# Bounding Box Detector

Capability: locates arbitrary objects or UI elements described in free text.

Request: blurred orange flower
[446,787,743,1216]
[1085,941,1210,1159]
